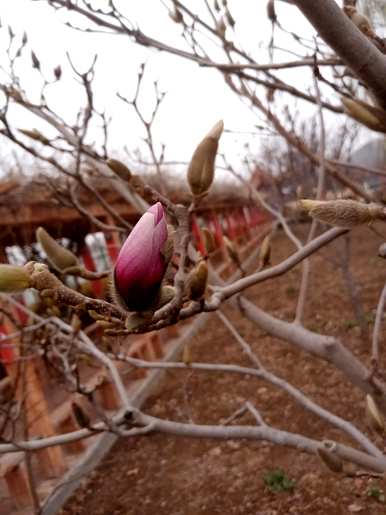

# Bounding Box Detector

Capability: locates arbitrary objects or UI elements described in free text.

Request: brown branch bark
[292,0,386,108]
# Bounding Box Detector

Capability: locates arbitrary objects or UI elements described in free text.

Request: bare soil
[61,225,386,515]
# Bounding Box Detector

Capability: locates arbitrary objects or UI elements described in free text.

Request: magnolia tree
[1,0,386,500]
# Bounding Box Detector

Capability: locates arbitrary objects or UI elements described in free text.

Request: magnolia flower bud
[71,313,82,333]
[378,243,386,259]
[113,202,169,312]
[154,284,176,309]
[365,394,385,433]
[202,228,216,254]
[182,343,192,365]
[36,227,79,272]
[72,402,90,428]
[223,236,241,266]
[19,128,50,145]
[259,234,271,268]
[344,6,374,35]
[187,120,223,196]
[267,0,277,23]
[298,199,386,228]
[169,6,183,23]
[216,16,227,37]
[54,65,62,80]
[106,158,132,181]
[31,50,40,70]
[125,311,153,331]
[317,446,343,473]
[341,97,386,133]
[0,265,31,292]
[225,8,235,28]
[186,260,208,300]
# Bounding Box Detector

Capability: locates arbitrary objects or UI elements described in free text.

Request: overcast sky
[0,1,336,172]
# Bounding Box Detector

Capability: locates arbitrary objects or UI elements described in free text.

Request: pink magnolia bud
[113,202,168,311]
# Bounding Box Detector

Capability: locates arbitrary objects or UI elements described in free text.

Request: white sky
[0,0,341,172]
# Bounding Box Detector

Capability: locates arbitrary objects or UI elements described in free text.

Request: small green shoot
[367,485,385,503]
[263,469,295,493]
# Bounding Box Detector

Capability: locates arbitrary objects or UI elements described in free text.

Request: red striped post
[211,212,224,248]
[191,215,206,256]
[81,246,103,297]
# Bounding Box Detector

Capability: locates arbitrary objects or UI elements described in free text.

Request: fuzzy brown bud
[378,243,386,259]
[71,313,82,333]
[88,310,105,321]
[182,343,192,365]
[36,226,79,272]
[365,394,385,433]
[72,402,90,428]
[259,234,271,268]
[317,446,343,473]
[341,97,386,133]
[31,50,40,70]
[153,285,176,309]
[267,0,277,23]
[298,199,386,228]
[0,265,31,292]
[169,7,183,23]
[19,128,50,145]
[344,6,374,35]
[216,16,227,37]
[225,8,235,27]
[106,158,132,181]
[186,260,208,300]
[202,228,216,254]
[187,120,223,196]
[54,65,62,80]
[223,236,241,266]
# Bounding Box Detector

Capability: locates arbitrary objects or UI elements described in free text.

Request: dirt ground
[61,224,386,515]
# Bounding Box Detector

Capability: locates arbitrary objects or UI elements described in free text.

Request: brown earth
[61,224,386,515]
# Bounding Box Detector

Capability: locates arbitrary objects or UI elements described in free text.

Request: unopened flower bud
[88,309,105,321]
[216,16,227,37]
[225,8,235,27]
[267,0,277,23]
[0,265,31,292]
[31,50,40,70]
[96,320,116,329]
[298,199,386,227]
[365,394,385,433]
[130,175,146,197]
[187,120,223,196]
[169,6,183,23]
[202,228,216,254]
[341,97,386,133]
[259,234,271,268]
[154,285,176,309]
[72,402,90,428]
[182,343,192,365]
[54,65,62,80]
[36,227,79,272]
[19,128,50,145]
[186,260,208,300]
[317,446,343,473]
[125,312,152,331]
[223,235,241,266]
[71,313,82,333]
[113,202,169,312]
[378,243,386,259]
[106,158,132,181]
